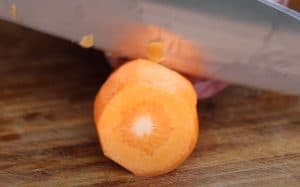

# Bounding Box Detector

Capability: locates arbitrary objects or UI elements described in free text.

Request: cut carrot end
[79,34,94,48]
[94,59,199,176]
[10,4,17,20]
[146,41,165,62]
[94,59,197,124]
[99,84,198,176]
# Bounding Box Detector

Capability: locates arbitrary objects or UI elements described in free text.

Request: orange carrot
[94,59,197,123]
[94,59,199,176]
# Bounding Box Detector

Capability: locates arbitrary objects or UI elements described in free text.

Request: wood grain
[0,20,299,187]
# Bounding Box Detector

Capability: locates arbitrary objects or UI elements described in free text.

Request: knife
[0,0,300,95]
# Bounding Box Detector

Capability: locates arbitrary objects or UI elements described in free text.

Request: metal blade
[0,0,300,95]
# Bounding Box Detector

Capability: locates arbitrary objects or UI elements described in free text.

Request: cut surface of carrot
[94,59,199,176]
[79,34,94,48]
[94,59,197,124]
[146,41,165,62]
[10,4,17,20]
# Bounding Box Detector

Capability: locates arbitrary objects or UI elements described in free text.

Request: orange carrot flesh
[94,59,197,124]
[146,41,165,62]
[98,84,198,176]
[94,59,199,176]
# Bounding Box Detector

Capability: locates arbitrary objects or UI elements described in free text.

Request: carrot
[94,59,197,123]
[94,59,199,176]
[146,41,165,62]
[10,3,17,20]
[79,34,94,48]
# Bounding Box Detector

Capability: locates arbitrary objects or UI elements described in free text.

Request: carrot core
[131,115,154,137]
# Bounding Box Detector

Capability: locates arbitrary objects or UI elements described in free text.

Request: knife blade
[0,0,299,95]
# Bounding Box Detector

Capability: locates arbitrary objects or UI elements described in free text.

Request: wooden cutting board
[0,20,299,187]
